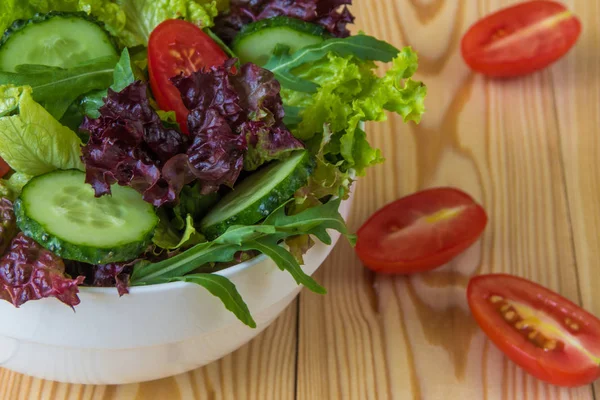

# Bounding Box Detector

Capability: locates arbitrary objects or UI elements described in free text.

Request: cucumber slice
[200,150,314,239]
[15,170,158,264]
[0,12,117,72]
[232,17,327,66]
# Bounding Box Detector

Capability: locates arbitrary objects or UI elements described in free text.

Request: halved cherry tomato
[461,1,582,77]
[0,158,9,179]
[148,19,228,134]
[468,274,600,387]
[355,187,488,274]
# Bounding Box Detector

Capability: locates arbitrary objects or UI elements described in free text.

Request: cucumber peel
[200,150,314,240]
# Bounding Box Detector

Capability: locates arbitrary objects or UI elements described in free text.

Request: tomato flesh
[355,187,488,274]
[461,1,582,77]
[148,19,228,134]
[0,158,9,179]
[468,274,600,387]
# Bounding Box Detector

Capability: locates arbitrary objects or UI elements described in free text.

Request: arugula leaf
[204,27,237,58]
[0,56,118,120]
[264,35,400,93]
[0,86,84,176]
[140,273,257,328]
[82,49,136,118]
[131,242,241,282]
[244,236,326,294]
[131,197,352,286]
[111,49,136,92]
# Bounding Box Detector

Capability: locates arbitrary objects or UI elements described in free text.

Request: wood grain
[2,0,600,399]
[296,0,595,399]
[551,0,600,398]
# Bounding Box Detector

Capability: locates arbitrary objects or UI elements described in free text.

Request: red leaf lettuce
[214,0,355,43]
[80,81,189,206]
[81,60,302,205]
[0,232,85,308]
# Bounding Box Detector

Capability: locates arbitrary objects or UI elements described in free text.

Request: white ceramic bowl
[0,197,352,385]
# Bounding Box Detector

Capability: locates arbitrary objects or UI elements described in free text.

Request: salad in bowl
[0,0,426,329]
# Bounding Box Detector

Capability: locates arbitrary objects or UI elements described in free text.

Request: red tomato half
[0,158,9,179]
[468,274,600,387]
[148,19,228,134]
[461,1,581,77]
[355,188,488,274]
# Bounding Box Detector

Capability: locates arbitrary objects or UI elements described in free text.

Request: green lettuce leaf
[0,85,84,175]
[153,211,205,250]
[152,184,218,250]
[280,47,426,197]
[107,0,219,48]
[0,172,32,201]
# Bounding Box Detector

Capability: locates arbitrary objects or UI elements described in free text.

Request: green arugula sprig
[0,55,119,119]
[131,197,355,327]
[264,34,400,93]
[81,49,136,118]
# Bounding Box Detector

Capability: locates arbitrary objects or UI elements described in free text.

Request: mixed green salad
[0,0,426,326]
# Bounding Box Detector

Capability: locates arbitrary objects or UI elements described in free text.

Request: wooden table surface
[2,0,599,399]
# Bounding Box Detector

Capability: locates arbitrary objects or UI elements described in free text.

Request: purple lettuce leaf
[80,81,189,207]
[214,0,355,43]
[82,61,302,205]
[173,61,303,180]
[0,233,85,308]
[92,262,134,296]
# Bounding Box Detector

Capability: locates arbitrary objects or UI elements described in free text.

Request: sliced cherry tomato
[148,19,228,134]
[0,158,9,178]
[461,1,582,77]
[468,274,600,387]
[355,187,488,274]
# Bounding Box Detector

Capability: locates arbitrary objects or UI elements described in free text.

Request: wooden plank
[296,0,594,399]
[0,300,297,400]
[550,0,600,397]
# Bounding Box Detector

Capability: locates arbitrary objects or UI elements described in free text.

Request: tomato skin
[461,1,582,77]
[355,187,488,274]
[148,19,228,134]
[468,274,600,387]
[0,158,9,179]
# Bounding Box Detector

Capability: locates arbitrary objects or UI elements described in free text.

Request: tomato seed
[490,295,504,303]
[489,295,564,352]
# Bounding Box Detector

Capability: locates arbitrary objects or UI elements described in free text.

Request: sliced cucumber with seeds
[0,12,117,72]
[15,170,158,264]
[232,17,327,66]
[200,150,314,240]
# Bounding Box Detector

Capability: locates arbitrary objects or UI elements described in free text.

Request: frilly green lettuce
[281,47,427,198]
[113,0,219,48]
